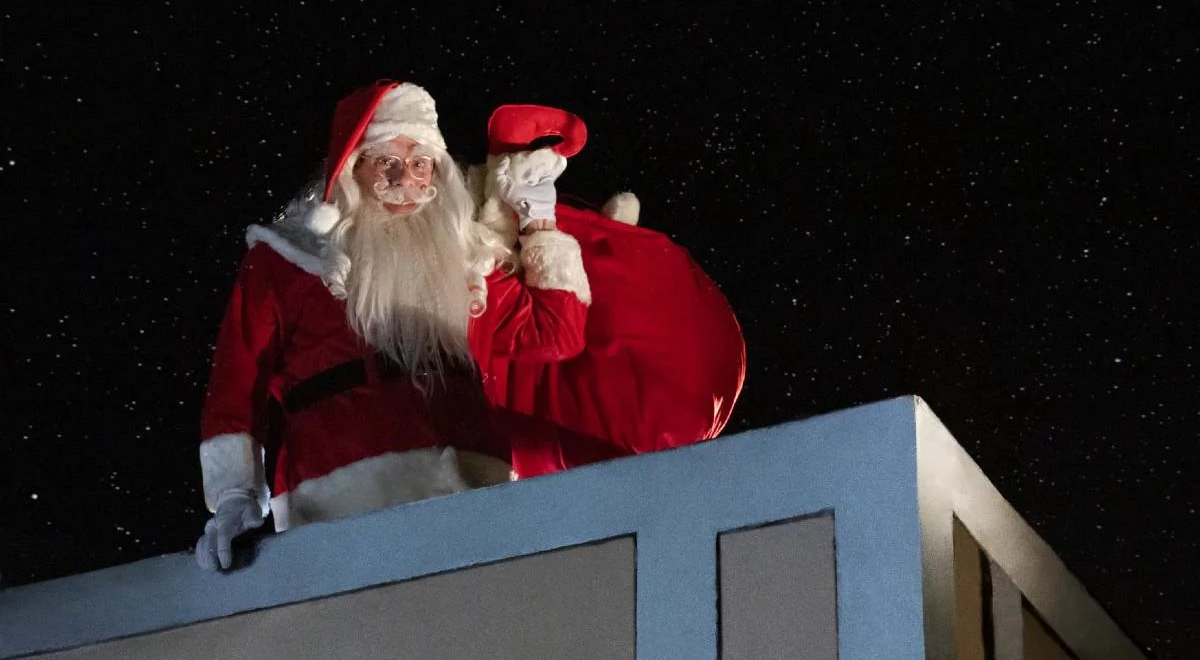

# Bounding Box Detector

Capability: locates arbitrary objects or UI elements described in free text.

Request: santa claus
[195,80,594,570]
[196,80,746,571]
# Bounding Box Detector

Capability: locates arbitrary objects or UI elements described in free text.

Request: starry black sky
[3,1,1197,655]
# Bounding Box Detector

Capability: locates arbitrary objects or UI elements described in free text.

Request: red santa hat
[303,79,447,234]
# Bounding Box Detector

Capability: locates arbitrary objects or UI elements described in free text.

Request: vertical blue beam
[833,499,926,660]
[636,526,717,660]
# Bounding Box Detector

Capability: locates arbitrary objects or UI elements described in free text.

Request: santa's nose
[385,166,427,190]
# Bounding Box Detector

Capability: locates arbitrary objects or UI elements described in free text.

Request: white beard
[324,198,474,376]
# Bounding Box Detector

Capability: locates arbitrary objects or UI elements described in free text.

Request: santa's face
[353,135,437,216]
[329,141,475,375]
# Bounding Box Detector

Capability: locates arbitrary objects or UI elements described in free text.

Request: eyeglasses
[358,152,436,183]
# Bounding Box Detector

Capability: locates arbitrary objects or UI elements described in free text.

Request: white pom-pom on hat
[301,202,341,235]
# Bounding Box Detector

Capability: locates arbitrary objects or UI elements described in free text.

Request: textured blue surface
[0,397,925,660]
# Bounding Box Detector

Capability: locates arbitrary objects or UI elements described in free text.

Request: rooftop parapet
[0,397,1144,660]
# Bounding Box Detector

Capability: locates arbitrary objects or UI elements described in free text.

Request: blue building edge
[0,397,1141,660]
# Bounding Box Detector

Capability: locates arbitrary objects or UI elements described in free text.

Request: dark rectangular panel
[718,513,837,660]
[1024,602,1082,660]
[34,537,635,660]
[953,516,986,660]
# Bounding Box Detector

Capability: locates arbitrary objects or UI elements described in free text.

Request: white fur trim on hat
[364,83,447,150]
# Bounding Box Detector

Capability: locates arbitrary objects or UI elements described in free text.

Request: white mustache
[373,182,438,206]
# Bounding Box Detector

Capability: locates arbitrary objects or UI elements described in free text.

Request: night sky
[3,1,1197,656]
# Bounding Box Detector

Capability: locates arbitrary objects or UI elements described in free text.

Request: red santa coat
[199,223,589,530]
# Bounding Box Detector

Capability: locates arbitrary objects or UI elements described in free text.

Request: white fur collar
[245,223,325,275]
[243,179,330,275]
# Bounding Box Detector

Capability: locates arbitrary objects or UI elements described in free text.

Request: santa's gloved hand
[493,149,568,231]
[195,489,264,571]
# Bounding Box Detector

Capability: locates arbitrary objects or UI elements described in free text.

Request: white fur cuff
[520,230,592,305]
[199,432,269,515]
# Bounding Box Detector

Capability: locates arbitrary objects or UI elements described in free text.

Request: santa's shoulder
[244,222,325,276]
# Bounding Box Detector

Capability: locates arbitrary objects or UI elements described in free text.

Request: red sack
[492,203,746,477]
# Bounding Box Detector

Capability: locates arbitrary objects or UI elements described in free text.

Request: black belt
[282,356,409,413]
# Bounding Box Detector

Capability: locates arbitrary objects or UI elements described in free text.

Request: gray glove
[493,152,566,231]
[195,489,264,571]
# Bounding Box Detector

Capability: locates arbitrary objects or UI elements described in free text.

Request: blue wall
[0,397,927,660]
